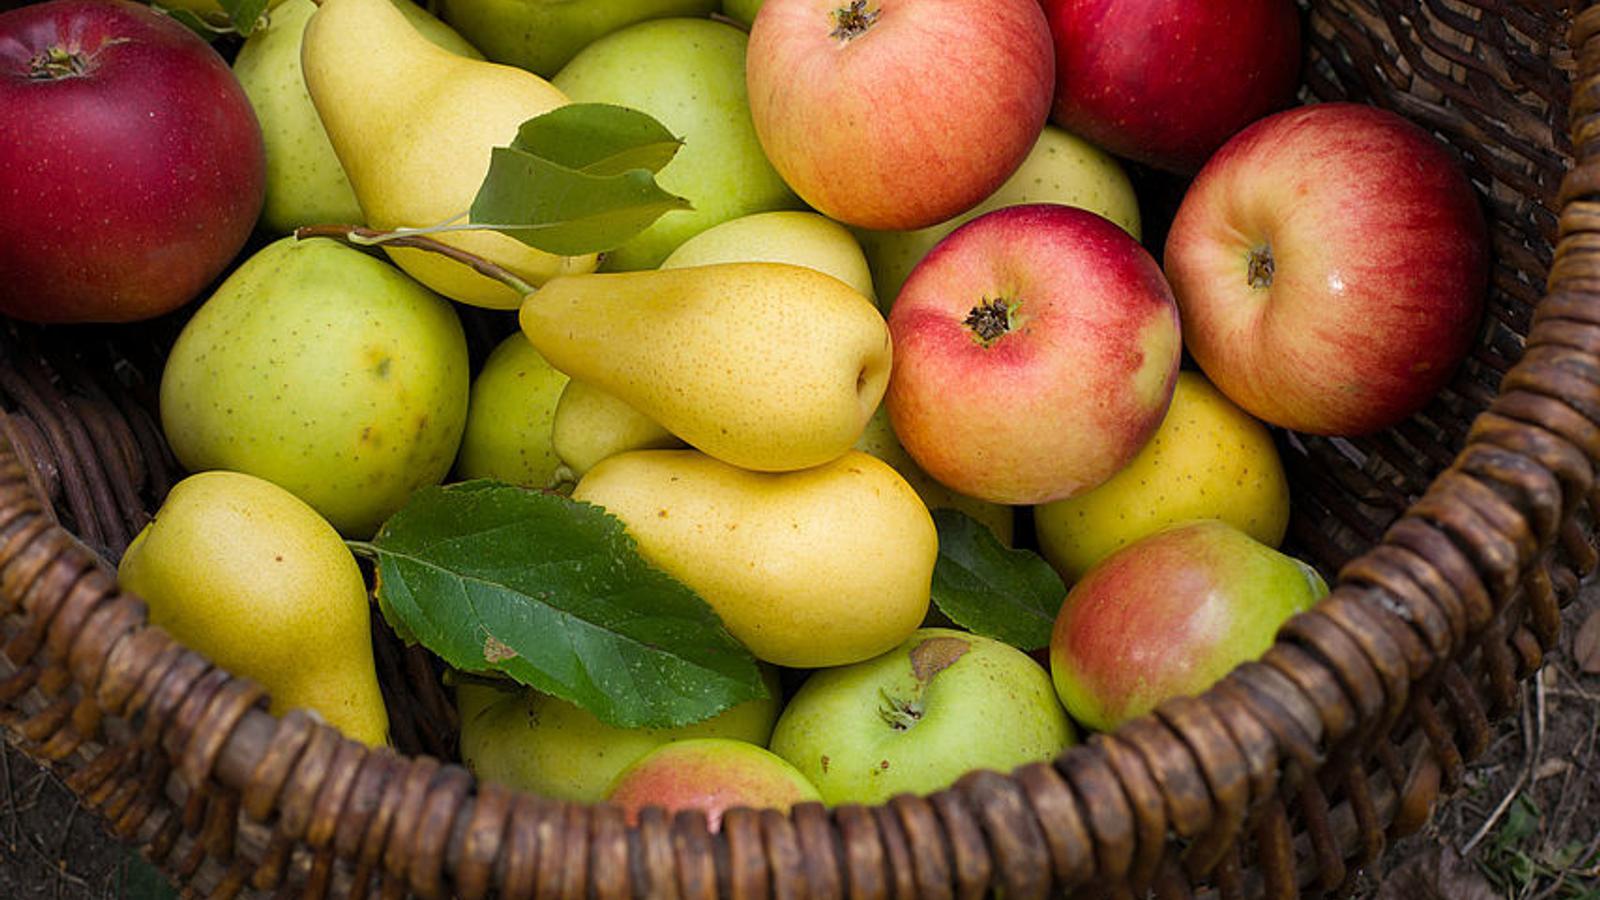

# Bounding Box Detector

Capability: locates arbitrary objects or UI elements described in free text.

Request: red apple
[1043,0,1301,174]
[746,0,1054,231]
[0,0,265,324]
[604,738,822,831]
[1163,102,1489,436]
[1050,520,1326,733]
[886,203,1181,505]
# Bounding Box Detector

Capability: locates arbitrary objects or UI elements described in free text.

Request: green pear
[572,449,937,668]
[553,18,799,270]
[302,0,598,308]
[118,471,389,746]
[856,125,1142,309]
[520,263,889,472]
[550,379,683,479]
[456,667,781,802]
[160,237,469,538]
[720,0,762,26]
[854,405,1015,545]
[455,333,572,488]
[234,0,482,235]
[436,0,716,77]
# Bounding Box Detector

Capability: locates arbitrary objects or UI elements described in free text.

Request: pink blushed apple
[604,738,821,831]
[1162,102,1489,436]
[1043,0,1301,174]
[886,203,1181,505]
[746,0,1054,231]
[1049,520,1327,733]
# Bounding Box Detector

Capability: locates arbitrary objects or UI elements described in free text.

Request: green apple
[455,333,571,488]
[1050,520,1327,733]
[854,405,1014,545]
[233,0,482,235]
[769,628,1074,806]
[1034,371,1291,582]
[457,668,781,802]
[159,236,469,538]
[436,0,717,77]
[662,210,876,301]
[720,0,762,26]
[553,18,800,270]
[856,125,1141,309]
[605,738,821,830]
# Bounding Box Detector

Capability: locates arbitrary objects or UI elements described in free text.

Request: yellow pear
[571,449,936,667]
[550,379,683,480]
[521,263,890,472]
[117,471,388,746]
[301,0,597,308]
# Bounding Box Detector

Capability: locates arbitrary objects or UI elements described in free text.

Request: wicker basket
[0,0,1594,896]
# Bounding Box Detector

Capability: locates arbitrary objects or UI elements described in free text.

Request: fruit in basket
[0,0,264,324]
[552,17,798,270]
[457,672,780,802]
[233,0,482,235]
[118,471,389,746]
[571,450,936,668]
[1050,520,1326,732]
[159,236,470,538]
[856,124,1141,308]
[437,0,716,77]
[302,0,598,308]
[886,203,1181,505]
[1042,0,1301,174]
[521,263,888,473]
[1034,371,1290,582]
[769,628,1073,806]
[1163,102,1489,435]
[746,0,1054,231]
[604,738,822,830]
[455,334,571,488]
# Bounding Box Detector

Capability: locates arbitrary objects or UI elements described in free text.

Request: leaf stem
[294,223,540,298]
[345,539,378,561]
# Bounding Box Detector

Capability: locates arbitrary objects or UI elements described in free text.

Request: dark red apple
[0,0,265,324]
[1043,0,1301,174]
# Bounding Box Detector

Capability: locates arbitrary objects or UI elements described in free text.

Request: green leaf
[120,850,178,900]
[215,0,268,35]
[470,146,691,256]
[153,6,228,40]
[929,508,1066,651]
[369,480,766,729]
[511,103,685,176]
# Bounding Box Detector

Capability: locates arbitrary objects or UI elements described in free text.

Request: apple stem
[293,224,539,298]
[1247,244,1275,290]
[830,0,880,41]
[28,46,90,81]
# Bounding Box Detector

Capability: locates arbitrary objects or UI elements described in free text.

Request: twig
[293,224,539,297]
[1461,678,1548,855]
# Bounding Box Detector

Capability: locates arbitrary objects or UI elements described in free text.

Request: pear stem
[294,224,539,298]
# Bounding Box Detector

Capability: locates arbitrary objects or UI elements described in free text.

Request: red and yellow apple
[1049,520,1327,732]
[747,0,1054,230]
[1163,102,1489,436]
[886,203,1182,505]
[604,738,822,831]
[1042,0,1301,174]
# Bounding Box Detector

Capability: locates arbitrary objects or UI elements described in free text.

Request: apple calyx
[876,636,970,731]
[963,297,1017,348]
[28,46,91,81]
[1247,244,1275,290]
[830,0,881,42]
[877,689,923,731]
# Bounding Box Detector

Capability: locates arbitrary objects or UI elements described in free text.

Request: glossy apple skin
[1043,0,1300,174]
[747,0,1054,230]
[1049,520,1327,732]
[604,738,821,831]
[0,0,264,323]
[1163,103,1489,436]
[887,203,1181,505]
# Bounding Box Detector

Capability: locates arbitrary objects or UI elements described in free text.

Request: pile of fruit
[0,0,1490,830]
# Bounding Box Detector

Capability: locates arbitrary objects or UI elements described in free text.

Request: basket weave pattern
[0,0,1596,897]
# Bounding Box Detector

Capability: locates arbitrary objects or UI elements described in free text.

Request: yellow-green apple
[855,124,1141,309]
[769,628,1074,806]
[663,210,876,301]
[604,738,822,830]
[550,379,684,480]
[886,203,1181,505]
[454,334,571,489]
[553,18,798,270]
[457,670,781,803]
[0,0,264,323]
[1043,0,1301,174]
[1034,371,1289,582]
[746,0,1054,230]
[1050,520,1327,732]
[1163,103,1489,435]
[438,0,716,77]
